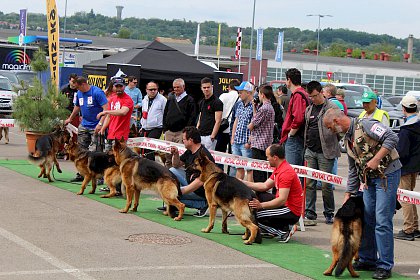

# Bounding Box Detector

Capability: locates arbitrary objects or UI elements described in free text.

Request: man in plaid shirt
[231,81,254,181]
[248,84,275,182]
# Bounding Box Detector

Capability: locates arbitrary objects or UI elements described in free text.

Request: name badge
[87,96,93,105]
[79,97,84,106]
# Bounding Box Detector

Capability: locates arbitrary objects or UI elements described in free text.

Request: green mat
[0,160,412,280]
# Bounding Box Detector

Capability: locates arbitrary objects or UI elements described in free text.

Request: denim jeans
[169,167,207,210]
[359,169,401,270]
[304,149,335,219]
[232,143,253,171]
[285,135,304,166]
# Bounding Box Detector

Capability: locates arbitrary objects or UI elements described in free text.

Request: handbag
[219,96,239,132]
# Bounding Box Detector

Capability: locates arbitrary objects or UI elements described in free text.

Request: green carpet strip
[0,160,412,280]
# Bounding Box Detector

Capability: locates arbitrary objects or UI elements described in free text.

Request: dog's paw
[76,191,83,195]
[119,209,128,213]
[173,216,182,221]
[201,228,211,233]
[88,190,95,194]
[323,271,332,276]
[57,169,62,173]
[162,211,169,216]
[243,240,253,245]
[241,234,247,240]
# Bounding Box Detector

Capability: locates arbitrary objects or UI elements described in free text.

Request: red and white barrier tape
[59,130,420,206]
[0,118,15,128]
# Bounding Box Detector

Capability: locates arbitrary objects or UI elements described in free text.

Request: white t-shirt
[219,90,239,133]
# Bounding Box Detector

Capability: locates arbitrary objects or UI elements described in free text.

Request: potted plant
[12,49,69,154]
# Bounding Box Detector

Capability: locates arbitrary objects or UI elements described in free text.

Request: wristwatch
[98,122,103,126]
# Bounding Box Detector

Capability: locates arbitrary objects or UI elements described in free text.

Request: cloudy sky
[3,0,420,39]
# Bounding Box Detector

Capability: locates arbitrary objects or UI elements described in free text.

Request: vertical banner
[234,27,242,60]
[256,28,263,61]
[216,23,221,56]
[275,31,284,62]
[18,9,27,46]
[46,0,59,89]
[213,71,243,97]
[194,23,200,59]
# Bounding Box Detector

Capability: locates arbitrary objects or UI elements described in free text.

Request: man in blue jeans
[169,126,214,217]
[324,108,401,280]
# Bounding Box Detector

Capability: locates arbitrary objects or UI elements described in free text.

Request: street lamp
[307,14,332,80]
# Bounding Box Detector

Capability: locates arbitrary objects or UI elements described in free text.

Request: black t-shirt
[306,104,323,153]
[61,84,77,112]
[180,145,215,198]
[198,94,223,136]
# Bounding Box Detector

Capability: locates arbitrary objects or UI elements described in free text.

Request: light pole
[248,0,256,82]
[307,14,332,80]
[62,0,68,67]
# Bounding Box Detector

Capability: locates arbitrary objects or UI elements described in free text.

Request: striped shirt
[250,101,275,150]
[233,101,253,144]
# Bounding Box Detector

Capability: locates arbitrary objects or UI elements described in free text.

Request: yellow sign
[88,75,107,90]
[46,0,59,89]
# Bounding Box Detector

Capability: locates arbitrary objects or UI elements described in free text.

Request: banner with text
[275,31,284,62]
[106,63,141,90]
[256,28,263,61]
[46,0,59,88]
[213,71,243,97]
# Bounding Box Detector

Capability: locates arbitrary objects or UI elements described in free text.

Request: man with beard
[323,108,401,280]
[97,77,134,150]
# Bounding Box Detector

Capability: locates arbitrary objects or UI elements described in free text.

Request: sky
[2,0,420,39]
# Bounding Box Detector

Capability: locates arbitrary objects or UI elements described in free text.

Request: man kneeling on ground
[242,144,303,243]
[169,126,214,217]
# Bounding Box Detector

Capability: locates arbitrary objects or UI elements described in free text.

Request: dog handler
[243,144,303,243]
[323,108,401,280]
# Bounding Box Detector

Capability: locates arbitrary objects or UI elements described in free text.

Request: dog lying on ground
[113,138,185,221]
[324,195,364,277]
[28,126,71,182]
[65,140,117,195]
[193,150,262,245]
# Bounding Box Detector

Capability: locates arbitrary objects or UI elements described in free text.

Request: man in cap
[97,77,134,151]
[394,95,420,241]
[323,108,401,280]
[231,81,254,181]
[359,91,390,126]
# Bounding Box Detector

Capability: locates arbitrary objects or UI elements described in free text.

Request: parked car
[385,96,403,106]
[332,83,373,94]
[0,70,36,88]
[0,76,17,116]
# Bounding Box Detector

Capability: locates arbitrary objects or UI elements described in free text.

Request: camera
[253,96,260,104]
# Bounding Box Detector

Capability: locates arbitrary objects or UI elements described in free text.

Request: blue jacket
[397,115,420,175]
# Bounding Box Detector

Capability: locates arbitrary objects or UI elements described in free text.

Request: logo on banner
[2,50,31,70]
[327,72,333,80]
[87,75,107,90]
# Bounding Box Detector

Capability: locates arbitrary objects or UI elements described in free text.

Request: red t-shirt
[107,93,134,140]
[269,160,303,216]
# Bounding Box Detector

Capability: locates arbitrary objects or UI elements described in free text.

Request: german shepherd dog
[65,140,117,195]
[28,126,71,182]
[113,138,185,221]
[193,150,262,245]
[324,195,364,277]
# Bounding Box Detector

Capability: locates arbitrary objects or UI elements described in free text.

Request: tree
[118,27,131,39]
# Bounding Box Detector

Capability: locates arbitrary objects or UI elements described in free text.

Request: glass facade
[267,67,420,95]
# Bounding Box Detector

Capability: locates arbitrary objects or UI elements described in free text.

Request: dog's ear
[119,136,125,143]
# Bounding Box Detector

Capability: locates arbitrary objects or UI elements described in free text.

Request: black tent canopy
[83,40,215,84]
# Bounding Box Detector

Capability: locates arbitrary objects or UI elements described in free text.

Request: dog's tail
[335,222,353,277]
[28,153,46,164]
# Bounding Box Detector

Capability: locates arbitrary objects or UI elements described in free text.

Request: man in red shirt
[97,77,134,150]
[280,68,309,167]
[243,144,303,243]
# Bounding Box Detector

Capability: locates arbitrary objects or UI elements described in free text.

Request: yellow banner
[46,0,59,89]
[216,23,221,56]
[87,75,107,90]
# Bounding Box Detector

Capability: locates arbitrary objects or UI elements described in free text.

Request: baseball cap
[401,95,418,108]
[112,77,125,86]
[235,81,254,92]
[361,91,377,103]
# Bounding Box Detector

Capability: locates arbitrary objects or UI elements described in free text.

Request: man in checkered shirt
[231,81,254,181]
[248,84,275,183]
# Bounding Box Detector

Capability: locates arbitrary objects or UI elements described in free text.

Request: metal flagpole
[248,0,256,82]
[62,0,68,67]
[217,23,221,70]
[23,9,28,66]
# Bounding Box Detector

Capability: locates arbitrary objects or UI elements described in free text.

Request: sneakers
[353,260,376,271]
[99,186,110,192]
[278,225,297,243]
[304,216,317,226]
[413,229,420,238]
[325,216,334,225]
[70,173,84,182]
[156,206,166,211]
[193,206,209,217]
[372,268,392,279]
[394,230,415,241]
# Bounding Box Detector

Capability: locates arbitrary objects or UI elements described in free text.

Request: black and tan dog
[65,140,117,195]
[28,126,71,182]
[113,138,185,221]
[193,150,262,245]
[324,195,364,277]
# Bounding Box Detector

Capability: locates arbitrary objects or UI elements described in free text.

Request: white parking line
[0,264,276,276]
[0,227,96,280]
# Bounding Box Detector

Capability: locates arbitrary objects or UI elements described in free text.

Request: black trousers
[252,148,269,183]
[139,128,163,161]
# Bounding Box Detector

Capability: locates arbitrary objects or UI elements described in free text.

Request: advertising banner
[0,47,34,70]
[106,63,141,89]
[213,71,243,97]
[275,31,284,62]
[256,28,263,61]
[46,0,60,88]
